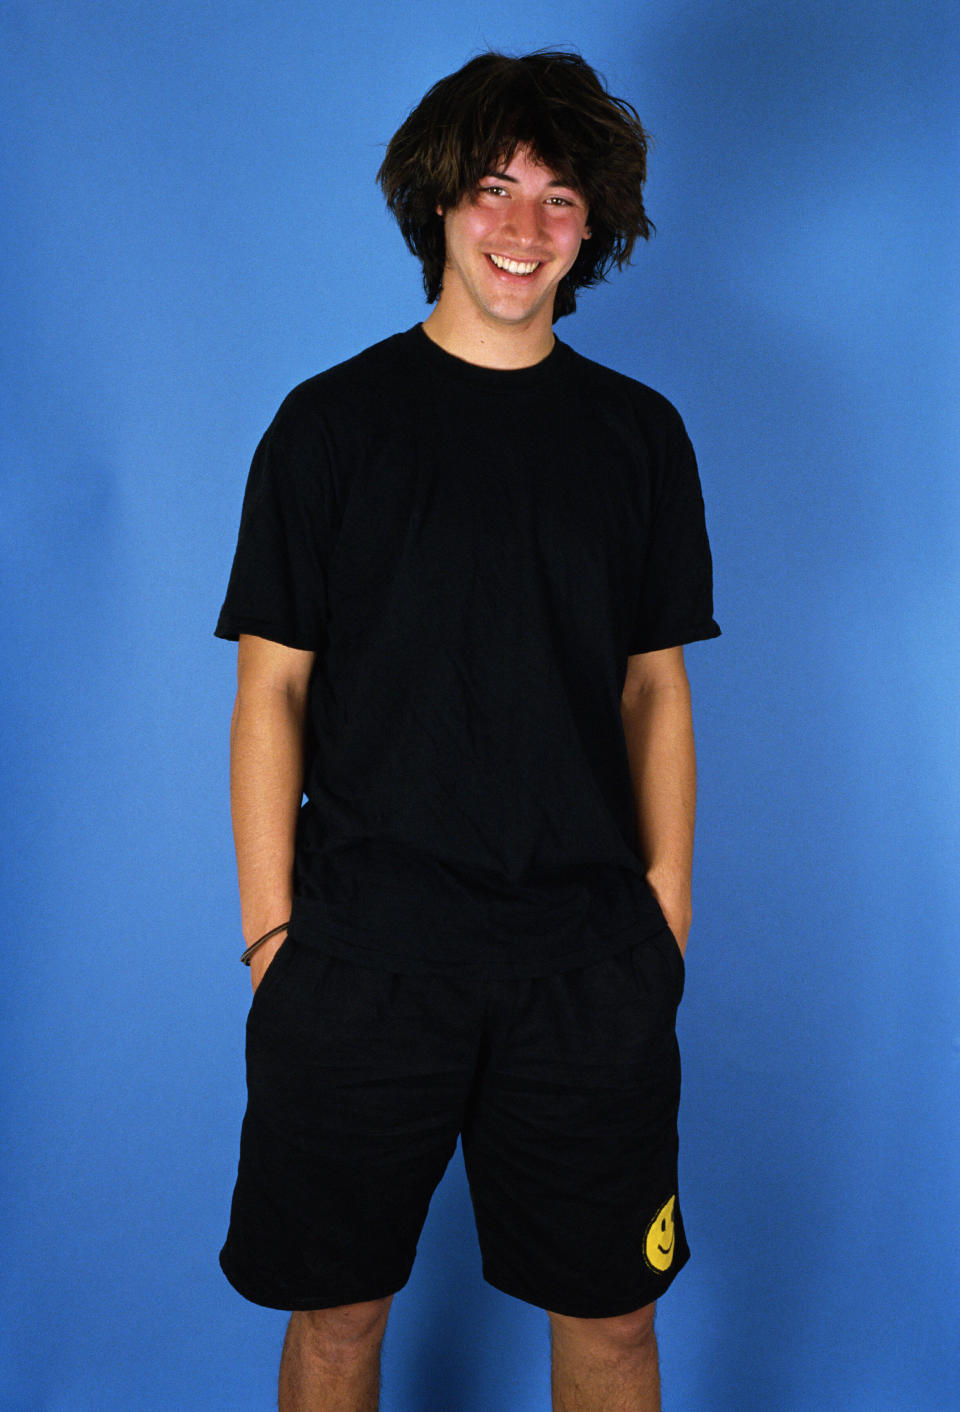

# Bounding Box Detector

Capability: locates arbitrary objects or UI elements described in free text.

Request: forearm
[230,682,308,946]
[620,672,696,949]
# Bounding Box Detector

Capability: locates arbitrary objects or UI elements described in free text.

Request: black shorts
[220,928,689,1319]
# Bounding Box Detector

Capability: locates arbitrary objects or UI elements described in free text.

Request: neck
[422,297,556,370]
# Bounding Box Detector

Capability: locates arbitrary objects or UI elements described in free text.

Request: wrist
[645,875,691,941]
[240,920,290,965]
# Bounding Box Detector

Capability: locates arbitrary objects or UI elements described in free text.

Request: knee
[292,1295,393,1355]
[550,1301,657,1356]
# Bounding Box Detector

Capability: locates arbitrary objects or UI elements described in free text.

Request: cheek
[561,233,589,270]
[449,210,493,251]
[555,216,589,252]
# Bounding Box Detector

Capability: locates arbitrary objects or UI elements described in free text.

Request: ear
[583,225,592,239]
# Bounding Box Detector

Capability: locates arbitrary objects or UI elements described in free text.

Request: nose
[503,197,544,247]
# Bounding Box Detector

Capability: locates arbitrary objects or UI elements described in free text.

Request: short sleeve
[629,402,721,655]
[215,390,335,651]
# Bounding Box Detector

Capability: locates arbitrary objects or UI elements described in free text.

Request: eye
[478,183,508,197]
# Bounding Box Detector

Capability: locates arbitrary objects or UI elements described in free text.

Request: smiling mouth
[487,253,542,276]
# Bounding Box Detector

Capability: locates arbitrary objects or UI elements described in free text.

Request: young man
[216,49,720,1412]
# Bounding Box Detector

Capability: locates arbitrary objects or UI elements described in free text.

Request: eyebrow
[483,169,580,191]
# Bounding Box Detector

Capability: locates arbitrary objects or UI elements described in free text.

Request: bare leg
[549,1302,660,1412]
[278,1295,393,1412]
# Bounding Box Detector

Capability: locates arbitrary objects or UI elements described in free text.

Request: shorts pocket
[656,926,685,1004]
[631,928,685,1009]
[248,935,296,1013]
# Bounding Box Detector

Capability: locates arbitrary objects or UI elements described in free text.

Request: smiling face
[426,145,591,364]
[644,1195,677,1272]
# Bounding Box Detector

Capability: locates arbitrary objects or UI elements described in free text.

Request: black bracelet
[240,921,290,966]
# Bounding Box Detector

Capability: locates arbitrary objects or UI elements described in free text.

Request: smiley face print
[644,1195,677,1272]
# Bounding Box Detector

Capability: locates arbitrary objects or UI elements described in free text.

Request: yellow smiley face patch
[644,1195,677,1272]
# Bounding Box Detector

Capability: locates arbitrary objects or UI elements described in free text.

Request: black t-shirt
[216,325,720,977]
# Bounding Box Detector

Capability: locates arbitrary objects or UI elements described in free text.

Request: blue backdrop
[2,2,957,1408]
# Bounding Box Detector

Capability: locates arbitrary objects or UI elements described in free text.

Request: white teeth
[489,254,540,275]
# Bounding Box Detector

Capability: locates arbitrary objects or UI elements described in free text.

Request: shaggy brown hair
[377,49,653,320]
